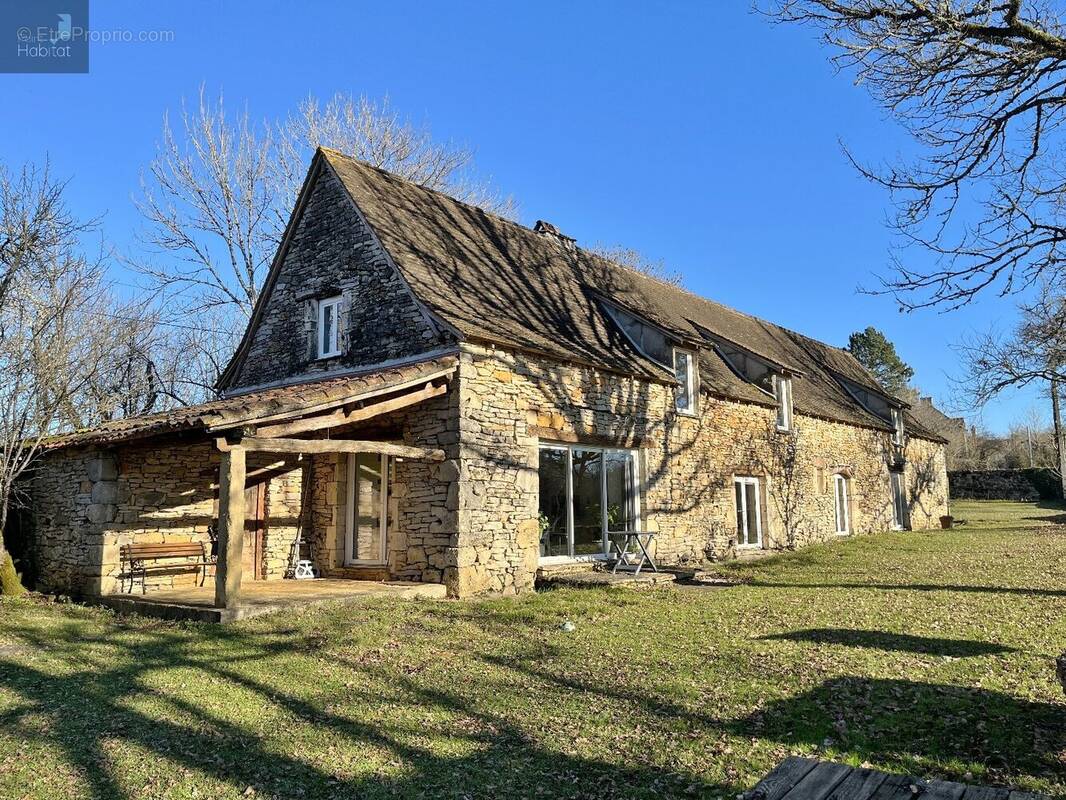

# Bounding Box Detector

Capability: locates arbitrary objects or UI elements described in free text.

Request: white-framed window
[674,348,697,415]
[734,476,762,547]
[774,374,793,432]
[345,453,388,565]
[538,443,641,562]
[890,469,907,530]
[833,473,850,535]
[317,295,343,359]
[891,407,905,446]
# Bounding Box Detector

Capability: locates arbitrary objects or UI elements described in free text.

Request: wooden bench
[120,542,211,594]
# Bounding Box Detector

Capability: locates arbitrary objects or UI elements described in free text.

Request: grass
[0,503,1064,800]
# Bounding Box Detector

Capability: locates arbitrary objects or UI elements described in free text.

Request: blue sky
[1,1,1041,432]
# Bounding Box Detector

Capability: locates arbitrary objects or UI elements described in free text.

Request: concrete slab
[94,578,447,623]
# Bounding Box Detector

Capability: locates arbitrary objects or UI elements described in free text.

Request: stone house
[10,147,948,604]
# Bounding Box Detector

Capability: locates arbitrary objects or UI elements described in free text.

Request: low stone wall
[948,469,1062,501]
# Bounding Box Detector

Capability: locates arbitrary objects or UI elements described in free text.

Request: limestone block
[88,455,118,482]
[91,481,119,504]
[86,504,116,525]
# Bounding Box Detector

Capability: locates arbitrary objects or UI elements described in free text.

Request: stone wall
[453,343,949,596]
[948,468,1062,501]
[21,439,308,596]
[306,389,460,585]
[228,166,450,391]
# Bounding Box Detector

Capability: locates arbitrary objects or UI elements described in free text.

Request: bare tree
[0,162,112,593]
[956,281,1066,491]
[134,89,516,401]
[272,93,517,235]
[589,244,685,287]
[766,1,1066,309]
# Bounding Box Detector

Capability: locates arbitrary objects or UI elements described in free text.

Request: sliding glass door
[538,445,640,560]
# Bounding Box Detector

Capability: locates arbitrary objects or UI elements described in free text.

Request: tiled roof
[323,150,942,441]
[40,356,458,451]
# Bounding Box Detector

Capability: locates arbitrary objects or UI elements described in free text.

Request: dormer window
[317,295,342,359]
[774,374,793,432]
[601,300,673,366]
[674,349,696,415]
[891,407,905,446]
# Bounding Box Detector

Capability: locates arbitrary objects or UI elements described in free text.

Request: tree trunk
[1053,378,1066,499]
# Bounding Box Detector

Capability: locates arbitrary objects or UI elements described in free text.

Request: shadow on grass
[1022,514,1066,525]
[746,581,1066,598]
[476,640,1065,789]
[0,608,726,800]
[728,676,1066,783]
[758,628,1016,657]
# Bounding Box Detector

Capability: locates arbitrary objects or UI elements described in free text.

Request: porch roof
[39,354,457,452]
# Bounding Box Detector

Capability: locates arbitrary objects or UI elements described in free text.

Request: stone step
[324,566,391,581]
[536,564,677,590]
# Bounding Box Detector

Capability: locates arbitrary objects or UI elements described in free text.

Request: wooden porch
[205,360,454,615]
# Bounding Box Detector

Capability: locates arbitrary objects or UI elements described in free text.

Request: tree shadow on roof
[757,628,1015,657]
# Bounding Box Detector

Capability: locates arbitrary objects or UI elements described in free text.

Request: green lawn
[1,503,1064,800]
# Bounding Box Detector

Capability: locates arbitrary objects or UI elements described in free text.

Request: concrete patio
[95,579,447,623]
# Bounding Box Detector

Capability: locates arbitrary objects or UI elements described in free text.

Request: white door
[890,471,907,530]
[833,474,850,535]
[345,453,388,565]
[734,477,762,547]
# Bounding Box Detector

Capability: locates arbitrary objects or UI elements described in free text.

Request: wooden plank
[959,786,1010,800]
[919,780,968,800]
[825,767,889,800]
[1006,792,1049,800]
[749,757,820,800]
[123,546,204,557]
[220,436,445,461]
[255,382,447,438]
[208,364,457,430]
[866,773,920,800]
[780,761,852,800]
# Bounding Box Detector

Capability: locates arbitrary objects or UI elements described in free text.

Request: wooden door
[243,482,266,580]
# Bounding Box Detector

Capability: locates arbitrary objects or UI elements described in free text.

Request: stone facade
[228,165,450,391]
[16,341,948,600]
[449,342,948,596]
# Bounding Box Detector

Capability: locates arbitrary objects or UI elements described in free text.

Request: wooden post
[214,445,246,609]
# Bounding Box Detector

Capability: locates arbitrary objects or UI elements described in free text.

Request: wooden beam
[214,446,246,609]
[255,381,448,438]
[220,436,445,461]
[207,364,457,431]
